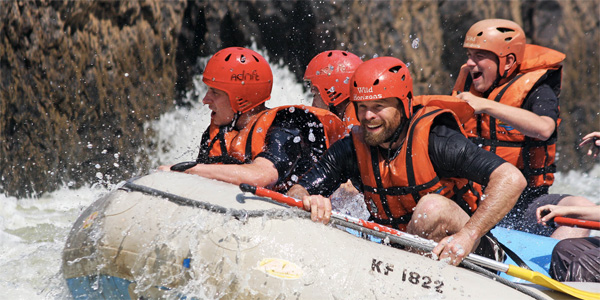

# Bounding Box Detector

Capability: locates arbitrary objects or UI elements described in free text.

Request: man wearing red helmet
[304,50,363,130]
[288,56,526,266]
[159,47,346,192]
[453,19,594,239]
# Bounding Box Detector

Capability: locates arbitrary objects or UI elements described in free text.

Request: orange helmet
[304,50,363,106]
[350,57,413,118]
[463,19,526,78]
[202,47,273,113]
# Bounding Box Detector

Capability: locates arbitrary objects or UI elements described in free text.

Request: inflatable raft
[61,172,595,299]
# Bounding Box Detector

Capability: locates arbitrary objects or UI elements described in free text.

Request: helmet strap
[384,115,408,144]
[383,117,408,162]
[483,71,503,98]
[328,103,336,114]
[383,97,410,145]
[230,112,241,129]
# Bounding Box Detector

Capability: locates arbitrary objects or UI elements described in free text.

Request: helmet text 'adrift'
[230,70,260,82]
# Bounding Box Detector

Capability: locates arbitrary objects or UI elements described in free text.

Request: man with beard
[288,57,526,266]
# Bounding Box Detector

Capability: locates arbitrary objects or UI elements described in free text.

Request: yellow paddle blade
[507,265,600,300]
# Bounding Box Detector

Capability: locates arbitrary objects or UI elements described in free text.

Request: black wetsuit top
[516,84,560,202]
[523,84,559,122]
[299,115,506,198]
[251,108,329,190]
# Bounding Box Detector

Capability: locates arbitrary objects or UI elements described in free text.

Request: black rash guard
[523,84,559,122]
[518,83,561,200]
[255,108,329,189]
[299,116,506,197]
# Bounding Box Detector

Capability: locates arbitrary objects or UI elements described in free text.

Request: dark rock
[0,0,186,197]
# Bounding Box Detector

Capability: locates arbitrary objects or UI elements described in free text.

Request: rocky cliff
[1,1,185,196]
[1,0,598,197]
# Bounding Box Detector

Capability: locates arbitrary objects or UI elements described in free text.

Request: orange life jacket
[228,105,346,162]
[342,102,360,131]
[352,100,480,231]
[196,123,240,164]
[198,105,346,191]
[452,44,564,188]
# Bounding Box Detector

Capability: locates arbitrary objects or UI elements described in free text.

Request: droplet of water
[411,38,420,49]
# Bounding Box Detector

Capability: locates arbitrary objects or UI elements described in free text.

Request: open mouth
[472,71,483,80]
[364,123,383,131]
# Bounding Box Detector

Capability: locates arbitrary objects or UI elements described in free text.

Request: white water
[0,49,598,299]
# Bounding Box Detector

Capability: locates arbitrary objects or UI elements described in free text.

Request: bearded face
[356,97,405,146]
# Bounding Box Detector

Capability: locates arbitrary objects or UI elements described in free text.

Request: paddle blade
[506,265,600,300]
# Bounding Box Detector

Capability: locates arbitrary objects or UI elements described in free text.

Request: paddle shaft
[240,184,600,300]
[238,184,437,249]
[553,216,600,230]
[239,184,501,266]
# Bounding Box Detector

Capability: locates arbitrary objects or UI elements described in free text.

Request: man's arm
[287,137,358,224]
[182,157,279,188]
[433,162,526,264]
[162,123,303,188]
[456,90,556,140]
[428,121,526,264]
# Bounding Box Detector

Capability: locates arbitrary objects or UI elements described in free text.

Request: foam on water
[0,47,598,298]
[549,163,600,200]
[0,184,111,299]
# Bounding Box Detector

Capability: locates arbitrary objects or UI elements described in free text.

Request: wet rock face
[1,0,597,197]
[0,1,185,197]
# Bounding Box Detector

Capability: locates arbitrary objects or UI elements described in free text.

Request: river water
[0,50,598,299]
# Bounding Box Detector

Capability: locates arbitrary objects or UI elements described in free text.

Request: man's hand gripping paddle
[540,209,600,230]
[239,183,600,300]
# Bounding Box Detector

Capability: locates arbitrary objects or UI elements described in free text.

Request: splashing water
[411,37,420,49]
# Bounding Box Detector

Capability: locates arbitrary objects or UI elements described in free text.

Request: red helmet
[202,47,273,113]
[463,19,526,78]
[350,57,413,118]
[304,50,363,106]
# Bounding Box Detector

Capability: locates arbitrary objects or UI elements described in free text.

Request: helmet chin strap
[384,118,407,144]
[382,118,408,162]
[328,103,336,114]
[384,97,411,144]
[484,70,505,97]
[229,112,241,130]
[486,56,515,96]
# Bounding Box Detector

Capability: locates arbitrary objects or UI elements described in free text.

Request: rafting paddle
[551,216,600,231]
[540,209,600,230]
[239,184,600,300]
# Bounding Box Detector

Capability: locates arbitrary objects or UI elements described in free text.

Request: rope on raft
[122,180,546,300]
